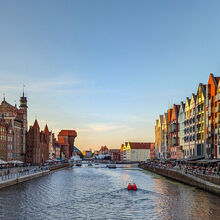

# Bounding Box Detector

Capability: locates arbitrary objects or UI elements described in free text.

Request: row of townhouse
[155,73,220,160]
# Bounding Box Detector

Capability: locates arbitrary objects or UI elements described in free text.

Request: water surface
[0,164,220,219]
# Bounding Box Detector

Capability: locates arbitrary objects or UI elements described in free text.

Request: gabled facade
[155,119,159,158]
[178,102,185,150]
[158,115,163,158]
[162,113,168,159]
[189,93,197,157]
[26,120,49,165]
[167,108,173,159]
[216,81,220,158]
[183,97,191,158]
[170,104,180,159]
[196,83,206,157]
[206,74,220,158]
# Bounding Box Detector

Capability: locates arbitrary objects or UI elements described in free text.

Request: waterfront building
[154,119,159,158]
[206,74,220,159]
[150,143,155,159]
[183,97,191,158]
[195,83,206,157]
[0,93,27,162]
[120,144,123,161]
[26,120,49,165]
[83,150,93,158]
[122,143,127,161]
[155,116,163,159]
[162,113,168,159]
[0,118,8,161]
[167,108,173,159]
[189,93,197,157]
[58,130,77,159]
[178,102,185,157]
[216,81,220,158]
[43,124,54,160]
[53,141,61,159]
[158,115,163,158]
[169,104,181,159]
[99,146,109,155]
[122,142,153,162]
[109,149,120,161]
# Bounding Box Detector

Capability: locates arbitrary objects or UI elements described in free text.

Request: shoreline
[139,164,220,196]
[0,163,70,190]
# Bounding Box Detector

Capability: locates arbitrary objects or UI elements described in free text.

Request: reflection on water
[0,165,220,220]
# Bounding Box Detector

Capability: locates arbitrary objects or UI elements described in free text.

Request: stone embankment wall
[0,163,70,190]
[140,164,220,196]
[49,163,69,171]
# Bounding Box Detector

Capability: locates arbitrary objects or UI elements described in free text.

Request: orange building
[206,74,220,158]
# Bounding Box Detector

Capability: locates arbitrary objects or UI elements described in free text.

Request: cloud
[87,123,128,132]
[27,79,81,92]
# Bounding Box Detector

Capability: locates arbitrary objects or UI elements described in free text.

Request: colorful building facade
[155,73,220,160]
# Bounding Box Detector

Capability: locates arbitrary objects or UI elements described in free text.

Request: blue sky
[0,0,220,150]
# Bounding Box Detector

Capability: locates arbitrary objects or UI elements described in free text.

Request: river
[0,164,220,220]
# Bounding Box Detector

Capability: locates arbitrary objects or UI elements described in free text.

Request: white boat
[107,164,116,168]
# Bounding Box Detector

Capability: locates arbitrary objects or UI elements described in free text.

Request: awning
[0,159,7,165]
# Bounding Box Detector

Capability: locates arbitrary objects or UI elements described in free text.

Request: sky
[0,0,220,151]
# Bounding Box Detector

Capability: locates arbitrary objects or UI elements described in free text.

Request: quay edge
[0,163,70,190]
[139,164,220,196]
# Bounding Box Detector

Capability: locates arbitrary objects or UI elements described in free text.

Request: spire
[22,84,25,97]
[3,93,5,101]
[43,124,49,133]
[33,119,40,130]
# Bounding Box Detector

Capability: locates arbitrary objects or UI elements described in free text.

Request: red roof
[43,124,49,133]
[126,142,153,149]
[33,120,40,129]
[58,130,77,137]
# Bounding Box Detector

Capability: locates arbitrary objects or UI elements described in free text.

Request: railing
[0,166,49,182]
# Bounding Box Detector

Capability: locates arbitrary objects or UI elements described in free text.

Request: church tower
[20,89,28,158]
[20,89,28,131]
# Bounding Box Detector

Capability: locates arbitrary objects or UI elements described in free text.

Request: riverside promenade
[139,163,220,196]
[0,162,69,189]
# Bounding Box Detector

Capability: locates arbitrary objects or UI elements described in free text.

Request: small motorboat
[106,164,116,168]
[127,183,138,191]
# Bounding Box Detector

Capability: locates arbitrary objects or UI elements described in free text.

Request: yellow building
[196,83,206,157]
[122,142,151,162]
